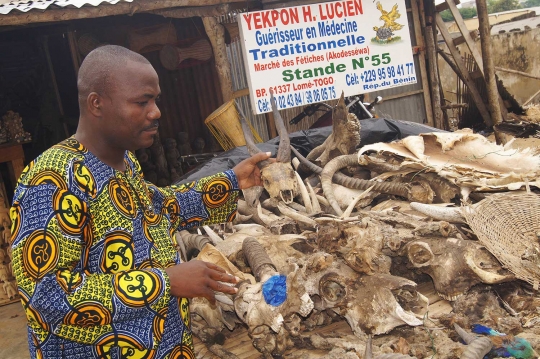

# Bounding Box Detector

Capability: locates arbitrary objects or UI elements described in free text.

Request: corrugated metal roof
[0,0,131,15]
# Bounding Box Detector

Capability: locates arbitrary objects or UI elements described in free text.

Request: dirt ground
[0,302,29,359]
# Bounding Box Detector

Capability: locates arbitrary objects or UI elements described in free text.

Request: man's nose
[149,102,161,120]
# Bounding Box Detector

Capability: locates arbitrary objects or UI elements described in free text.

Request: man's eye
[137,101,148,106]
[155,97,161,103]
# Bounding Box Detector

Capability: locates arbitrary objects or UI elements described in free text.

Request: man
[10,45,270,359]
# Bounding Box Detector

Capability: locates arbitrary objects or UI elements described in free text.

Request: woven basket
[205,100,262,151]
[463,192,540,289]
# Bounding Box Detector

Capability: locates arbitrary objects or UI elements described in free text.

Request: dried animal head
[298,253,427,336]
[404,237,514,301]
[237,91,298,204]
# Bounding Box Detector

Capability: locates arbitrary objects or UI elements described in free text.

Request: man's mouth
[143,122,159,132]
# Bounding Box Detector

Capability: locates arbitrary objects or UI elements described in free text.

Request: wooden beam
[232,88,250,99]
[203,17,233,102]
[425,24,444,129]
[150,3,251,18]
[436,13,493,127]
[495,67,540,81]
[411,0,434,127]
[476,0,505,144]
[381,89,424,102]
[0,0,245,26]
[435,0,460,12]
[445,0,484,73]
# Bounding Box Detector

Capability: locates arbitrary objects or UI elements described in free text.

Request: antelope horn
[321,154,360,216]
[242,237,277,282]
[269,89,291,163]
[454,323,493,359]
[236,100,270,168]
[410,202,466,223]
[178,230,212,260]
[464,247,515,284]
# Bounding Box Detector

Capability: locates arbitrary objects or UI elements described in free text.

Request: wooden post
[425,25,444,129]
[67,30,81,77]
[43,36,70,138]
[203,17,234,102]
[436,13,493,127]
[411,0,434,127]
[476,0,506,144]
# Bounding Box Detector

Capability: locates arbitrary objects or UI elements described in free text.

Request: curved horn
[320,154,360,216]
[270,89,291,163]
[242,236,277,281]
[409,202,466,223]
[464,247,515,284]
[454,324,493,359]
[291,146,410,198]
[236,100,270,168]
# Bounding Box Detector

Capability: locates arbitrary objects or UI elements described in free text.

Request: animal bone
[234,237,314,356]
[305,92,361,168]
[237,91,298,204]
[404,237,514,300]
[453,323,493,359]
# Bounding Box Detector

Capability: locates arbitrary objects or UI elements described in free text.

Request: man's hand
[165,260,239,305]
[233,152,272,189]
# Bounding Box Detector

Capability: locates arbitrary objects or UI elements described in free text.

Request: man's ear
[87,92,103,117]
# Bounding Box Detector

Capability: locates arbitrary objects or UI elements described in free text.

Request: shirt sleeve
[10,181,171,349]
[149,169,240,231]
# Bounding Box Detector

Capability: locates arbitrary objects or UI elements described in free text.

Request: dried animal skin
[359,129,540,195]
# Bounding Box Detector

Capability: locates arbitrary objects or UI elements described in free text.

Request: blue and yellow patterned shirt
[10,137,239,359]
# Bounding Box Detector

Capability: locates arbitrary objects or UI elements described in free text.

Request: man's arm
[151,152,271,231]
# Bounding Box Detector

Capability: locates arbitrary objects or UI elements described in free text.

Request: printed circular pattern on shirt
[21,292,50,332]
[163,198,180,223]
[30,170,68,191]
[202,178,232,209]
[152,306,168,342]
[108,178,136,219]
[144,208,162,226]
[22,230,59,281]
[55,137,87,153]
[120,347,156,359]
[169,344,195,359]
[56,269,83,293]
[95,333,145,356]
[9,204,21,241]
[64,301,112,327]
[54,190,88,236]
[73,161,97,198]
[100,231,134,273]
[114,270,162,308]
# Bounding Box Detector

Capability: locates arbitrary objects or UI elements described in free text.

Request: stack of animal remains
[1,111,31,143]
[173,92,540,358]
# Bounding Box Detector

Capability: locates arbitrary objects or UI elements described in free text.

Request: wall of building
[438,27,540,109]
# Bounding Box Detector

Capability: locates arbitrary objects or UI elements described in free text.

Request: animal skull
[404,237,514,301]
[238,91,298,204]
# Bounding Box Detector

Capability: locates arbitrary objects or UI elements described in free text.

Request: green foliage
[440,9,454,22]
[523,0,540,8]
[488,0,522,13]
[439,7,478,22]
[460,7,478,18]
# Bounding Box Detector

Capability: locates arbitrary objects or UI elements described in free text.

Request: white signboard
[238,0,417,114]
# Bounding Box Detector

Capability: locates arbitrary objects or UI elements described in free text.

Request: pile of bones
[175,93,540,359]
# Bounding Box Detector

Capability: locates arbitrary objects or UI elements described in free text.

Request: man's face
[100,60,161,151]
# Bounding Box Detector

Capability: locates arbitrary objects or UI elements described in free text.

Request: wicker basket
[205,100,262,151]
[463,191,540,289]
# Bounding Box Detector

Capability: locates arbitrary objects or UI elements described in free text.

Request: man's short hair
[77,45,151,105]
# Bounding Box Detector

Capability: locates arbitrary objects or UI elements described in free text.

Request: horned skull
[404,237,515,301]
[298,252,427,336]
[238,90,298,204]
